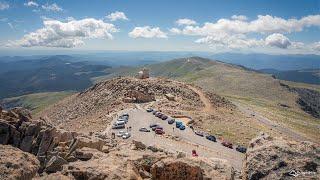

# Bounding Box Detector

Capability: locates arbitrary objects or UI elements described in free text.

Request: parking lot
[107,107,244,171]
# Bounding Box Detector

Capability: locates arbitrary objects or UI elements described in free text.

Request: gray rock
[0,119,10,144]
[20,135,34,152]
[45,155,68,173]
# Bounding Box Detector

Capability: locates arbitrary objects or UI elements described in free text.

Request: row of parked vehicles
[147,108,187,130]
[194,130,246,153]
[111,113,131,139]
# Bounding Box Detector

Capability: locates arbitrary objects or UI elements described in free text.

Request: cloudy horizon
[0,0,319,55]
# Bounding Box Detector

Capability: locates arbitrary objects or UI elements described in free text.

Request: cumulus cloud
[24,1,38,7]
[170,14,320,52]
[169,28,181,34]
[174,14,320,36]
[42,3,63,12]
[0,1,9,10]
[231,15,247,21]
[106,11,128,21]
[195,33,264,50]
[265,33,291,49]
[175,18,197,26]
[8,18,118,48]
[129,26,167,38]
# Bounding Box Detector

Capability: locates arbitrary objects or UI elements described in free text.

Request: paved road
[106,106,244,171]
[234,102,310,142]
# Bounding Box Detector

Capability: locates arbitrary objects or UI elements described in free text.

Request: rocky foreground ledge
[0,107,319,180]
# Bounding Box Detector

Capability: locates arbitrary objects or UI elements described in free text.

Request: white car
[114,120,125,126]
[116,131,125,137]
[122,132,131,139]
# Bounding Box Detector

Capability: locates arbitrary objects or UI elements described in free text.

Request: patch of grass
[1,91,74,115]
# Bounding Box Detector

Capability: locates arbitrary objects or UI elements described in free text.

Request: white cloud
[175,18,197,26]
[265,33,291,49]
[169,28,181,34]
[106,11,128,21]
[129,26,167,39]
[0,1,9,10]
[195,33,264,50]
[175,14,320,36]
[311,41,320,51]
[8,18,118,48]
[231,15,247,21]
[42,3,63,12]
[24,1,38,7]
[170,14,320,53]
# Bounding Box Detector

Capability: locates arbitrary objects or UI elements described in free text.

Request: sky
[0,0,319,55]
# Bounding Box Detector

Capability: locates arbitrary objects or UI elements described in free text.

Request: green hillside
[1,91,74,115]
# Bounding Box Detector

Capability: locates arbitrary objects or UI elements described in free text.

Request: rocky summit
[38,77,236,134]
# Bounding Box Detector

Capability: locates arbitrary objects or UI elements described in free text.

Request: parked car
[168,118,175,124]
[122,113,129,117]
[139,127,150,132]
[152,110,158,115]
[161,115,168,120]
[175,121,183,128]
[112,124,125,129]
[206,135,216,142]
[152,126,162,131]
[192,150,198,157]
[119,115,129,120]
[155,128,165,135]
[122,132,131,139]
[118,118,128,123]
[146,108,153,112]
[149,123,159,128]
[116,131,126,137]
[179,125,186,130]
[221,141,233,149]
[155,112,162,117]
[114,120,125,126]
[195,131,204,137]
[236,146,247,153]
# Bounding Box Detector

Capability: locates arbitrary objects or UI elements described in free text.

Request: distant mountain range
[0,56,110,99]
[259,69,320,85]
[0,53,319,99]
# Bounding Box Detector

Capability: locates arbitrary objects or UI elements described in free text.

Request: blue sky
[0,0,319,55]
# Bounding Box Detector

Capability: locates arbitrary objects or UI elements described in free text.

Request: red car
[192,150,198,157]
[221,141,233,149]
[155,128,165,135]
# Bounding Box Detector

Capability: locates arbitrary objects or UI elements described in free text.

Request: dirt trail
[187,85,214,113]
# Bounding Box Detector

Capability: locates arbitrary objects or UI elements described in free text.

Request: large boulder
[150,157,235,180]
[0,145,40,180]
[243,133,320,180]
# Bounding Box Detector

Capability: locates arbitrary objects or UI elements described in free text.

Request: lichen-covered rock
[0,145,40,180]
[150,157,235,180]
[243,133,320,180]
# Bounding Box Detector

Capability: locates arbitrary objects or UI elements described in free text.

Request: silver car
[122,132,131,139]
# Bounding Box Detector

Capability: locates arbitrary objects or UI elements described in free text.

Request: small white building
[138,68,150,79]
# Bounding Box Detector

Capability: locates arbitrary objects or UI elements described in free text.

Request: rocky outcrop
[243,133,320,180]
[0,145,40,180]
[151,157,235,180]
